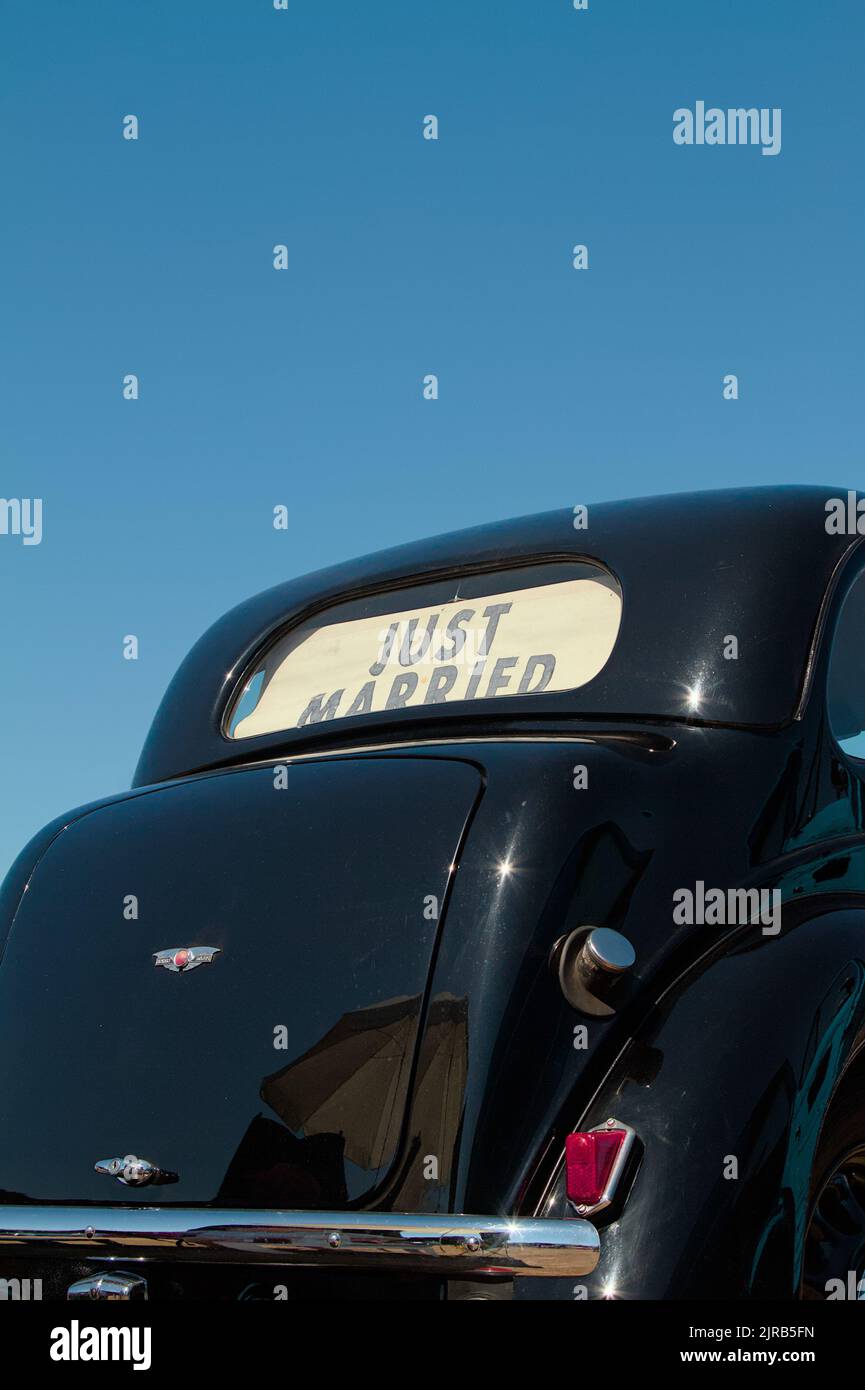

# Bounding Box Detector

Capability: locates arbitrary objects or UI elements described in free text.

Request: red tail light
[565,1120,634,1215]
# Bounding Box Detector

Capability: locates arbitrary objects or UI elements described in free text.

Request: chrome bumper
[0,1207,599,1278]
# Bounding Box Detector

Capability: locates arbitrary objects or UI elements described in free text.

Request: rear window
[226,561,622,739]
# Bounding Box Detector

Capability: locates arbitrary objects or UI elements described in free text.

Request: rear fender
[531,904,865,1300]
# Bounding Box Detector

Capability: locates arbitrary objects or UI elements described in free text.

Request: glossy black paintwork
[0,758,480,1207]
[4,485,865,1299]
[540,908,865,1300]
[134,486,863,785]
[380,721,865,1230]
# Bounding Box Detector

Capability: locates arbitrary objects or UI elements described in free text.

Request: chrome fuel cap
[584,928,636,975]
[555,926,636,1016]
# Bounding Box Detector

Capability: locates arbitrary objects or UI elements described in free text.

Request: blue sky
[1,0,862,877]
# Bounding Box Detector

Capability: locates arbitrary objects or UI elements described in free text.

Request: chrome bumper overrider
[0,1207,599,1278]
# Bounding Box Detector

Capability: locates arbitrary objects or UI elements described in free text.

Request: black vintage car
[3,484,865,1301]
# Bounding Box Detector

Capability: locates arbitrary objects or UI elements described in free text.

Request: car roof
[135,485,865,784]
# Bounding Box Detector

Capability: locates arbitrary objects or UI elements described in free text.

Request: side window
[828,570,865,759]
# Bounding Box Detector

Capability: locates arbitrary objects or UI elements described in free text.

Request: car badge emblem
[153,946,221,973]
[94,1153,177,1187]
